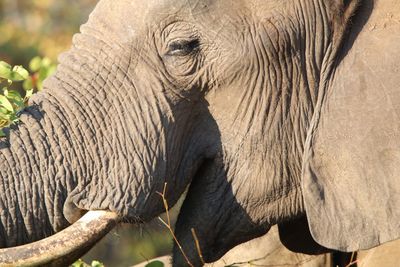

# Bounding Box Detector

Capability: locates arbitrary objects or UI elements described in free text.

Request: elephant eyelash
[167,39,200,56]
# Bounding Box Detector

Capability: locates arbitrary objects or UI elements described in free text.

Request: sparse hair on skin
[328,0,361,46]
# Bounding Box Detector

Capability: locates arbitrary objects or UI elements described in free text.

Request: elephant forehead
[91,0,249,22]
[148,0,246,13]
[83,0,253,46]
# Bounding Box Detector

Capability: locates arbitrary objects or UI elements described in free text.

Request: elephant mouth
[0,210,119,266]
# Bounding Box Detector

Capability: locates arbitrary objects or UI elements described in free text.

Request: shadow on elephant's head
[336,0,374,63]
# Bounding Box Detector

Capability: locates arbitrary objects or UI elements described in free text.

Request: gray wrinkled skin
[1,0,400,266]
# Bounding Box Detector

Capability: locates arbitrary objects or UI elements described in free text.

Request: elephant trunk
[0,15,156,259]
[0,210,118,267]
[0,100,82,246]
[0,6,166,261]
[0,90,121,264]
[0,42,124,262]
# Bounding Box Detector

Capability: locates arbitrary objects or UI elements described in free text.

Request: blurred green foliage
[72,259,105,267]
[84,222,173,266]
[145,260,165,267]
[0,1,175,266]
[0,57,56,136]
[0,0,96,65]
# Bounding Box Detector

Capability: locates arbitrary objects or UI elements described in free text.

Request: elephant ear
[302,0,400,251]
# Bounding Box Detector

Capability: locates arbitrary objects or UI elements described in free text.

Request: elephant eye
[167,39,200,56]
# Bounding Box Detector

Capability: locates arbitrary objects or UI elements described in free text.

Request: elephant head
[1,0,400,266]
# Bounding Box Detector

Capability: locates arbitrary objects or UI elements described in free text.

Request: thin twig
[139,252,149,263]
[157,183,194,267]
[345,260,358,267]
[344,252,358,267]
[191,228,205,265]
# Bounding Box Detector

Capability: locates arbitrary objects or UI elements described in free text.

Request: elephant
[134,227,400,267]
[134,225,336,267]
[0,0,400,266]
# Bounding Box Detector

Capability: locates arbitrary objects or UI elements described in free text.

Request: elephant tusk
[0,210,119,267]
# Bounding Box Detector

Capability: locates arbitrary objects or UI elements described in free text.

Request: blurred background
[0,0,176,266]
[0,0,94,64]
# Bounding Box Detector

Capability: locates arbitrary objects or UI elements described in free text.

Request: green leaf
[6,90,24,108]
[0,107,10,116]
[71,259,88,267]
[91,260,104,267]
[29,56,42,72]
[41,57,52,67]
[11,65,29,81]
[0,116,10,127]
[23,77,34,91]
[0,95,14,112]
[8,72,23,82]
[0,61,12,80]
[47,65,56,76]
[145,260,165,267]
[7,90,22,100]
[0,115,10,127]
[9,114,19,124]
[0,129,5,137]
[25,88,34,100]
[38,68,49,88]
[36,79,43,91]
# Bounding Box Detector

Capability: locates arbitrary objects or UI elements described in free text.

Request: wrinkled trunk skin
[0,42,132,246]
[0,34,117,244]
[0,48,121,245]
[0,55,126,246]
[0,100,78,247]
[0,22,138,245]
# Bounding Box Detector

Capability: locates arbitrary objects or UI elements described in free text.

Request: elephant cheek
[173,159,270,264]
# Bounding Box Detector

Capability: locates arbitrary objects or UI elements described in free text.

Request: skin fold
[1,0,400,266]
